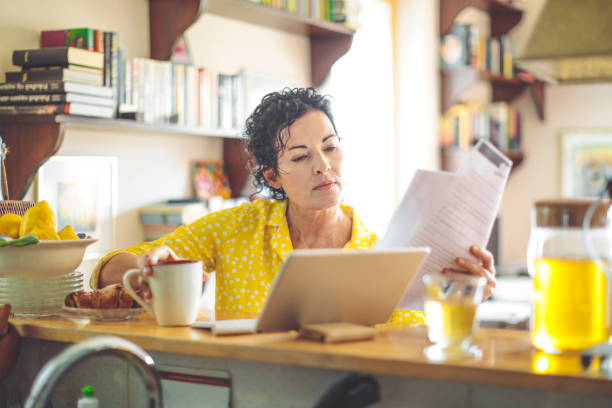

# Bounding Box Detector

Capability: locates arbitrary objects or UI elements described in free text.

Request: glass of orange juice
[422,273,486,362]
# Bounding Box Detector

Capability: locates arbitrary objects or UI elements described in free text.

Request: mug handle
[123,269,155,318]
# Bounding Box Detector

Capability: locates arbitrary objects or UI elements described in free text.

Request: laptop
[192,247,430,335]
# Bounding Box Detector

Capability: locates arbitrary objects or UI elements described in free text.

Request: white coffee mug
[123,260,203,326]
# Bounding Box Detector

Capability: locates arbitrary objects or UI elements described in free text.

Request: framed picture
[192,160,232,200]
[37,156,117,259]
[560,129,612,198]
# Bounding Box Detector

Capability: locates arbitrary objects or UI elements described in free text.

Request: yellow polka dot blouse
[91,199,425,325]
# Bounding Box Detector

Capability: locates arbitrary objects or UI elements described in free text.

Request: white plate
[60,306,146,321]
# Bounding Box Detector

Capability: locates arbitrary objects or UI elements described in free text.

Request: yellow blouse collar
[266,200,367,261]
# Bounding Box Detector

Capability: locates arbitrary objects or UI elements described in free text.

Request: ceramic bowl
[0,238,97,278]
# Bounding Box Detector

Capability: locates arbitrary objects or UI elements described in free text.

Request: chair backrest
[0,200,35,217]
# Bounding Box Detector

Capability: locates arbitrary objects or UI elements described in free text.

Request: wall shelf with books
[1,0,356,200]
[439,0,545,121]
[438,0,539,174]
[201,0,356,87]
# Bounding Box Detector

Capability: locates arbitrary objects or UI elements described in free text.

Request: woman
[94,88,495,324]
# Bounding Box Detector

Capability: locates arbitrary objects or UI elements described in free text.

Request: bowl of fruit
[0,200,97,278]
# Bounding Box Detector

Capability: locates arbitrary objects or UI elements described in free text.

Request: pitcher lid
[534,199,612,227]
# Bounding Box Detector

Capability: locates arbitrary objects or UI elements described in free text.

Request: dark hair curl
[245,87,337,200]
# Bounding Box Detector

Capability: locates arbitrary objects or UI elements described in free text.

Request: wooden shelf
[150,0,354,87]
[0,114,242,138]
[440,67,545,120]
[203,0,354,87]
[57,115,242,138]
[441,68,527,112]
[203,0,355,36]
[439,0,523,37]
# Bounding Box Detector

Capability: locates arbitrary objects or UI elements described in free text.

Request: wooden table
[9,311,612,398]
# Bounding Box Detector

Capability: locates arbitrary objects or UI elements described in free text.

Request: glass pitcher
[527,199,612,353]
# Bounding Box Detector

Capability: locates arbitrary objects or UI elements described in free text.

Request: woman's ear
[263,168,281,189]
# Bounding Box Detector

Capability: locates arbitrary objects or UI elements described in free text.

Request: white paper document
[376,140,512,310]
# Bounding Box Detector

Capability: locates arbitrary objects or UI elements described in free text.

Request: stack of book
[0,47,113,118]
[139,201,208,241]
[440,24,516,79]
[439,101,521,153]
[0,27,119,119]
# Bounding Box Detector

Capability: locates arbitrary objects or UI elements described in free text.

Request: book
[109,32,119,97]
[63,102,114,118]
[217,73,233,129]
[231,72,245,129]
[5,68,103,86]
[103,32,111,86]
[0,81,113,97]
[0,104,61,116]
[440,24,470,70]
[94,29,104,52]
[0,93,114,107]
[0,102,114,118]
[40,28,95,50]
[12,47,104,69]
[22,64,102,75]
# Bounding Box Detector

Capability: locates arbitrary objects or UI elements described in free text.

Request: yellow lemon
[58,225,79,240]
[28,227,60,241]
[0,213,22,238]
[19,200,56,237]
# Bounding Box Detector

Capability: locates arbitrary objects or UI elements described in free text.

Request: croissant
[65,284,140,309]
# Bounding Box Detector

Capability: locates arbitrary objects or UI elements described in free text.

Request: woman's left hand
[442,245,496,301]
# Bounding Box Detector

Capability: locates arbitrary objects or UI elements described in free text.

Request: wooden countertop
[10,311,612,397]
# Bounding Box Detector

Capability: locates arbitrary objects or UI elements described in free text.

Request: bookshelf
[439,0,545,120]
[0,0,355,200]
[439,0,544,172]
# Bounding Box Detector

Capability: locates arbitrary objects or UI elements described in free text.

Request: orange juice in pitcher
[528,200,612,353]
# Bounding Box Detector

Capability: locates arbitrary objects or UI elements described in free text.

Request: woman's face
[265,109,343,211]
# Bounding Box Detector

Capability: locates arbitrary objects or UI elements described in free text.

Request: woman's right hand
[135,245,180,299]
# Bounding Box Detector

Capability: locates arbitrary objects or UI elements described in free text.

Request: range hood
[516,0,612,84]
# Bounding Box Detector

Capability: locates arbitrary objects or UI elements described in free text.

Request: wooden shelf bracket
[1,122,65,200]
[311,34,353,87]
[149,0,205,60]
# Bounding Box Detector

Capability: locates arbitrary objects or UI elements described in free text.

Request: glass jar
[527,199,612,353]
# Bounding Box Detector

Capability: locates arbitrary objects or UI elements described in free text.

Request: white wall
[3,1,310,279]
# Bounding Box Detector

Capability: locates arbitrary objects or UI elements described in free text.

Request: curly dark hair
[245,87,338,200]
